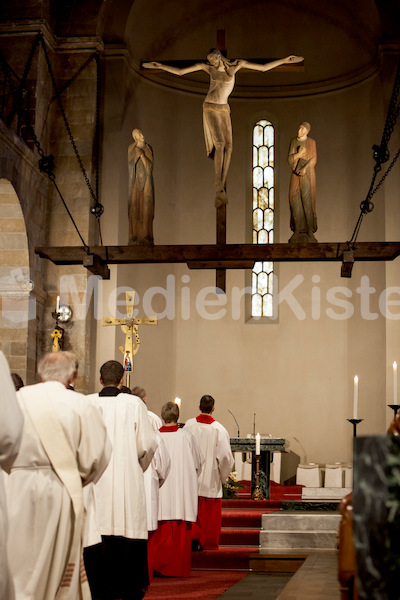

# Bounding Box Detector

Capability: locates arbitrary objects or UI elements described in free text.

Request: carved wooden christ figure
[143,51,303,208]
[128,128,155,245]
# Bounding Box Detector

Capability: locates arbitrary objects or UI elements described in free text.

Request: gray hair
[131,385,146,402]
[37,351,78,387]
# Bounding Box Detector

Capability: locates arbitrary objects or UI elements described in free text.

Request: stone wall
[0,25,101,389]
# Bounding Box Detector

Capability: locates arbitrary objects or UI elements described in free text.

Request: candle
[174,397,181,408]
[394,362,398,405]
[256,433,261,455]
[353,376,358,420]
[56,295,60,313]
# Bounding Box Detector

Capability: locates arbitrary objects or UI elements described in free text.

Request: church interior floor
[216,550,341,600]
[215,572,292,599]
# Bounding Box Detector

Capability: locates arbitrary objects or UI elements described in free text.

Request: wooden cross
[214,31,301,291]
[102,291,157,386]
[142,30,304,292]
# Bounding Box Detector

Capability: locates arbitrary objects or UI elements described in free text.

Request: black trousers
[84,536,149,600]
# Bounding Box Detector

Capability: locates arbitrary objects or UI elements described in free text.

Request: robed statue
[287,121,317,243]
[128,128,154,245]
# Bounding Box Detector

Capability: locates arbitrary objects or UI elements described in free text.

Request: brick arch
[0,178,31,385]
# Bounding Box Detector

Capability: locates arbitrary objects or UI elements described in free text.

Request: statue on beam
[128,128,155,245]
[143,51,303,208]
[287,121,318,243]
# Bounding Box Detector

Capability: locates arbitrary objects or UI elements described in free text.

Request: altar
[230,437,288,499]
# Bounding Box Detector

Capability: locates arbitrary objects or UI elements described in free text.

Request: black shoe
[191,540,203,551]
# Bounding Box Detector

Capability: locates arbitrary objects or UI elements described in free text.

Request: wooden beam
[187,261,254,269]
[82,253,110,280]
[35,242,400,269]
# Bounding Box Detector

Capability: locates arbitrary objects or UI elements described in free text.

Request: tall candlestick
[56,295,60,313]
[393,362,398,405]
[353,376,358,420]
[256,433,261,455]
[174,397,181,408]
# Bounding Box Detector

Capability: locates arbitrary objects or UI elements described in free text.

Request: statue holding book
[287,122,317,243]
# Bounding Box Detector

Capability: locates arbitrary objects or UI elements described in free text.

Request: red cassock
[184,414,234,549]
[152,425,203,577]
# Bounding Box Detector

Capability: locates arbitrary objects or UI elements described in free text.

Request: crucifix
[142,30,303,291]
[36,35,400,290]
[102,291,157,387]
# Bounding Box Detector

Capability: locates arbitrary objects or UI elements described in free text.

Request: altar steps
[249,511,341,575]
[191,483,340,572]
[260,511,341,550]
[192,496,281,571]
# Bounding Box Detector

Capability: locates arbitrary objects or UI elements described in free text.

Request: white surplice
[144,432,171,531]
[0,352,24,600]
[143,407,170,531]
[157,427,204,522]
[147,409,162,431]
[6,381,111,600]
[184,417,234,498]
[84,392,158,545]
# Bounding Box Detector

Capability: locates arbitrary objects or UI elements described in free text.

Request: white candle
[353,376,358,419]
[256,433,261,455]
[174,397,181,408]
[56,295,60,313]
[394,362,398,405]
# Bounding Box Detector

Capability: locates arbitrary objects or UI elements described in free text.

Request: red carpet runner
[192,481,302,570]
[144,481,303,598]
[144,570,247,599]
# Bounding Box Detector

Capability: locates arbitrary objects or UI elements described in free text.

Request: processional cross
[102,291,157,386]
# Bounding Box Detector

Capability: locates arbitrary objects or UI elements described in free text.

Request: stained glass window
[252,120,274,317]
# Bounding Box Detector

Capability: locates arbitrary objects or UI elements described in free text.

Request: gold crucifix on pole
[102,291,157,387]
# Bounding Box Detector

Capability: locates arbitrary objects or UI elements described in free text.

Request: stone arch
[0,178,32,385]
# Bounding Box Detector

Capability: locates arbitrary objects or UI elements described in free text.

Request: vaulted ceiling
[48,0,398,93]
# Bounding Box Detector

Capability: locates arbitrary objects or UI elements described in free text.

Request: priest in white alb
[0,351,24,600]
[5,351,111,600]
[83,361,158,600]
[152,401,204,577]
[184,394,234,549]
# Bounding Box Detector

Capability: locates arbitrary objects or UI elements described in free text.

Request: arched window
[252,120,275,317]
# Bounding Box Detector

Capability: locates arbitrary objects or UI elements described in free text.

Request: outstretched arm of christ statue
[232,54,303,73]
[142,55,303,79]
[142,61,206,76]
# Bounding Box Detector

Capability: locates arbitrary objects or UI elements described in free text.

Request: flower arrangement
[222,471,245,499]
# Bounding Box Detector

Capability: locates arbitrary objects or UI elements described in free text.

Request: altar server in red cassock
[153,401,204,577]
[184,394,234,549]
